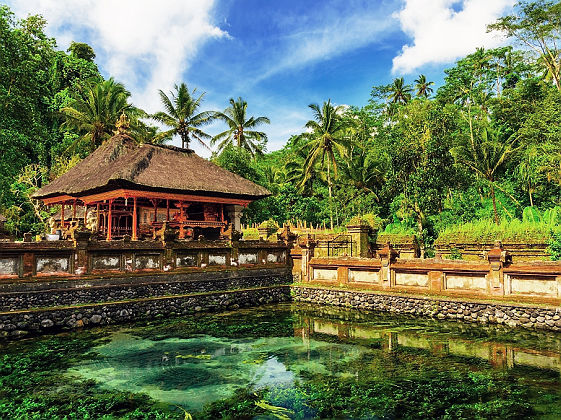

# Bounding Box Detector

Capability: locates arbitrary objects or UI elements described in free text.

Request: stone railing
[294,241,561,305]
[0,235,291,280]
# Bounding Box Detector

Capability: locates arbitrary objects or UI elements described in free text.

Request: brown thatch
[33,134,270,200]
[0,214,6,222]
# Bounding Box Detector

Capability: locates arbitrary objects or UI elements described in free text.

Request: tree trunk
[327,159,334,230]
[490,182,499,225]
[529,184,534,207]
[414,201,423,236]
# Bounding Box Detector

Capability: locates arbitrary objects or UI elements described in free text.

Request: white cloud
[243,4,399,87]
[392,0,515,74]
[8,0,228,113]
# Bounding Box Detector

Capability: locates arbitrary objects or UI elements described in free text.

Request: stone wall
[0,238,290,279]
[296,242,561,306]
[291,285,561,331]
[0,286,291,338]
[0,267,291,311]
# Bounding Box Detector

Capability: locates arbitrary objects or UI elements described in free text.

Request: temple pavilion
[33,132,270,241]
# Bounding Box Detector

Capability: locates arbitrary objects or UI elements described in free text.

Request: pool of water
[2,303,561,419]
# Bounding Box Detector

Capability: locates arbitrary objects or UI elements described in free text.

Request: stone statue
[48,217,57,234]
[85,209,98,232]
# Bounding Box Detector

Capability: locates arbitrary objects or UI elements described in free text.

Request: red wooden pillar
[72,201,77,220]
[96,203,100,233]
[220,204,225,233]
[107,199,113,241]
[178,201,185,239]
[132,197,138,241]
[166,199,170,221]
[152,199,158,222]
[60,203,65,229]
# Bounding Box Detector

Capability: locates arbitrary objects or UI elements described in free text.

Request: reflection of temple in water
[294,316,561,374]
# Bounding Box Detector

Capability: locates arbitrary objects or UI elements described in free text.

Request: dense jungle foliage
[2,1,561,252]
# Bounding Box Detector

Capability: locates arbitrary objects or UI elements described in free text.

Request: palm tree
[414,74,434,98]
[517,146,541,207]
[340,146,384,198]
[131,120,171,145]
[211,97,270,156]
[451,127,520,225]
[299,99,349,228]
[152,83,215,149]
[388,77,413,104]
[61,78,137,150]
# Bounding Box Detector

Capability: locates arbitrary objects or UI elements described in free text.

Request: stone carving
[85,209,98,232]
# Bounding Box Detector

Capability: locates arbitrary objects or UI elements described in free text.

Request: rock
[41,319,54,328]
[90,314,102,324]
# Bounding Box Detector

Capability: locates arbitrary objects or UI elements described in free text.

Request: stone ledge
[291,285,561,332]
[0,268,292,311]
[293,282,561,309]
[0,285,291,338]
[0,266,291,292]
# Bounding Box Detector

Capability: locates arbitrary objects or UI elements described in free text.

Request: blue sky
[7,0,515,156]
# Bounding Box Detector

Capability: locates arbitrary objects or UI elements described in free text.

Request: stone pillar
[225,205,243,232]
[378,242,398,288]
[337,266,349,285]
[230,240,239,263]
[73,230,91,275]
[280,224,298,269]
[299,235,316,283]
[486,240,510,296]
[346,224,372,258]
[429,271,443,292]
[22,252,34,277]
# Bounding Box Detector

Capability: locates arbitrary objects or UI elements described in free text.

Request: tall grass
[435,218,560,245]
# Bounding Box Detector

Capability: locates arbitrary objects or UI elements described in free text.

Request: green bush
[548,232,561,260]
[348,213,384,230]
[258,219,279,230]
[377,233,418,245]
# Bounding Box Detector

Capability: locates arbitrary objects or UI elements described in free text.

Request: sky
[7,0,516,156]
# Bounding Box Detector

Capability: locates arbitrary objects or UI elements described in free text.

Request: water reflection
[295,315,561,373]
[67,303,561,414]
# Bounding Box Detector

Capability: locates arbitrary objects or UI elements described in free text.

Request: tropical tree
[517,145,543,206]
[414,74,434,98]
[340,146,384,197]
[388,77,413,104]
[211,97,270,156]
[299,99,349,228]
[131,120,170,145]
[451,127,520,225]
[488,0,561,90]
[152,83,215,149]
[61,78,137,150]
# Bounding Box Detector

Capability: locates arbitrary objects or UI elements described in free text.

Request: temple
[33,132,270,241]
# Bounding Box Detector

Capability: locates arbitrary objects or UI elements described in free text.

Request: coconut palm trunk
[327,158,334,230]
[490,181,499,225]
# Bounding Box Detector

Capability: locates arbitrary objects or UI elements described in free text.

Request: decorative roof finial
[115,112,130,135]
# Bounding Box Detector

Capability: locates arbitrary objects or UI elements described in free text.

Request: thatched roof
[0,214,6,222]
[33,134,270,200]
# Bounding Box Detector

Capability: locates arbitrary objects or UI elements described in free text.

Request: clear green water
[2,303,561,419]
